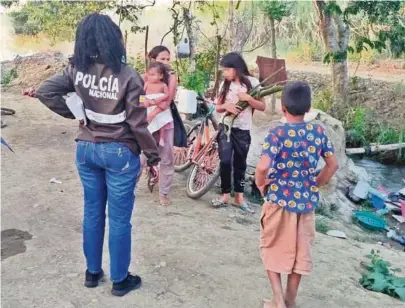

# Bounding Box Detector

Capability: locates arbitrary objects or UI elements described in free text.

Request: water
[354,158,405,193]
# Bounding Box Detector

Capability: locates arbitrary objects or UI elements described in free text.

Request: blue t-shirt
[261,122,335,213]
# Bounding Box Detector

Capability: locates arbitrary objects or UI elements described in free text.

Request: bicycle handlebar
[198,97,219,130]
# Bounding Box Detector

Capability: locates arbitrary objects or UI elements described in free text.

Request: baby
[143,62,172,147]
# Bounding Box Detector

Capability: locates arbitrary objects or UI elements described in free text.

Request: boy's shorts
[260,202,315,275]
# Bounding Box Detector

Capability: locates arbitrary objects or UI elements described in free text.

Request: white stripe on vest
[85,109,126,124]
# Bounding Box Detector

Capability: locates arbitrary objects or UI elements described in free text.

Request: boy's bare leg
[266,271,287,308]
[284,273,301,308]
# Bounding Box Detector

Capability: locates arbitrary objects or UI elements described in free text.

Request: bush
[315,216,329,234]
[181,70,207,95]
[286,43,323,62]
[1,68,18,86]
[313,88,333,112]
[8,11,41,35]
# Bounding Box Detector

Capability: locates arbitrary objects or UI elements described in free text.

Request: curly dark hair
[72,13,126,73]
[147,62,169,85]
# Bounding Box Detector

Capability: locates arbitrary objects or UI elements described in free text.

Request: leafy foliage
[1,67,18,86]
[313,88,333,112]
[315,216,329,234]
[360,250,405,301]
[181,70,207,95]
[8,1,109,45]
[261,0,291,22]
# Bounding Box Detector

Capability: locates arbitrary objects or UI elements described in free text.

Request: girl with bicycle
[212,52,265,212]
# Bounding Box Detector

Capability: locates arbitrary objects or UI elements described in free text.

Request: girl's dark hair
[147,62,169,85]
[148,45,170,60]
[218,52,252,104]
[72,13,125,73]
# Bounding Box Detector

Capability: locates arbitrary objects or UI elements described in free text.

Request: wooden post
[144,25,149,69]
[346,143,405,155]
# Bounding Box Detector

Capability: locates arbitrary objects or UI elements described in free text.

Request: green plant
[315,216,329,234]
[127,54,146,74]
[1,68,18,86]
[181,70,207,95]
[313,88,333,112]
[344,106,368,147]
[360,249,405,301]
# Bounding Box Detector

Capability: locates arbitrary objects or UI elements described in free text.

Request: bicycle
[174,96,215,172]
[173,98,221,199]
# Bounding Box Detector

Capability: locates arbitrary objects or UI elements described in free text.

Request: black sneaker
[84,269,104,288]
[111,274,142,297]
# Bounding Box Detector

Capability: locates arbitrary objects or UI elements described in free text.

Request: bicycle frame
[190,99,219,164]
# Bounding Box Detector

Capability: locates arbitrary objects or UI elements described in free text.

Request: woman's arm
[35,66,76,118]
[125,73,160,166]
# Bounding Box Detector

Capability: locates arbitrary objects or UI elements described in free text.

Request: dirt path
[1,90,404,308]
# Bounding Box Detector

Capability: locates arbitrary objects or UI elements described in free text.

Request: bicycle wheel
[186,144,220,199]
[1,108,16,116]
[174,122,200,172]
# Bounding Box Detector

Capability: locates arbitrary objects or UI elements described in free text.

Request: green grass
[1,68,18,86]
[315,216,329,234]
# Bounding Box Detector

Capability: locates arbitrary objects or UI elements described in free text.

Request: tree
[314,0,405,115]
[261,0,291,113]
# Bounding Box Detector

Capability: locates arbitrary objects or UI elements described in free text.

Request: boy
[255,81,339,308]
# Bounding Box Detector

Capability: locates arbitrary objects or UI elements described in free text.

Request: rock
[326,230,348,239]
[247,109,369,221]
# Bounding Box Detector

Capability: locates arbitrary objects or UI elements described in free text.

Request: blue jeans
[75,141,140,283]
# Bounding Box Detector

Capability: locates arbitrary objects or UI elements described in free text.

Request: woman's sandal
[212,198,228,208]
[232,202,255,214]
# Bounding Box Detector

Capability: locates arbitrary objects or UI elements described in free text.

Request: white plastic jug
[176,87,197,114]
[176,38,190,59]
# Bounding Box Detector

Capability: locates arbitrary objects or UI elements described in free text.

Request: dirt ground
[1,89,404,308]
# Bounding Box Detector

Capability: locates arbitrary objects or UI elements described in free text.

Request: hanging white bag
[176,38,190,59]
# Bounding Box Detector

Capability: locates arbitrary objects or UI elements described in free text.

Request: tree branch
[242,34,271,53]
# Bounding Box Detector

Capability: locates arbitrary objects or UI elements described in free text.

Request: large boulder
[247,109,369,221]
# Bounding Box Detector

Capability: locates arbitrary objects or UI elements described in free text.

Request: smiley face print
[306,133,315,141]
[284,140,293,148]
[292,170,299,178]
[294,191,301,199]
[269,194,277,201]
[270,146,279,154]
[278,199,287,207]
[288,200,297,208]
[288,130,296,137]
[295,182,303,189]
[288,181,295,187]
[292,152,299,158]
[308,146,316,153]
[310,186,319,192]
[306,123,313,130]
[298,129,306,137]
[297,203,305,210]
[270,184,279,191]
[287,161,294,168]
[303,191,309,199]
[301,170,309,176]
[294,161,301,168]
[315,138,322,145]
[311,195,318,202]
[294,141,301,148]
[277,163,286,169]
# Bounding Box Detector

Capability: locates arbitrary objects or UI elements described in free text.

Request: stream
[354,158,405,193]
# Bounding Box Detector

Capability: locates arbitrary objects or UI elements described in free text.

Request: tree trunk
[269,16,277,114]
[227,0,235,51]
[314,0,350,113]
[183,7,196,73]
[211,35,222,99]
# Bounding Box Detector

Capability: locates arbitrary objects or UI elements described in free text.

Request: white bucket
[176,88,197,114]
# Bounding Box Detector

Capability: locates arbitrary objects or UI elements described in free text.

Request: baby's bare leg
[159,128,165,146]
